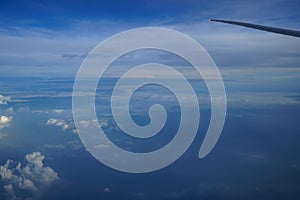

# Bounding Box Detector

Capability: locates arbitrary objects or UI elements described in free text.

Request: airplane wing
[210,19,300,38]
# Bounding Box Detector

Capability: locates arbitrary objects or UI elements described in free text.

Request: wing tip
[210,19,223,23]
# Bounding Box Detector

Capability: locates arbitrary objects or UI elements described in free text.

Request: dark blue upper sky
[1,0,300,29]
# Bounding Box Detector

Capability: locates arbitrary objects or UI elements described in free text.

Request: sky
[0,0,300,77]
[0,0,300,199]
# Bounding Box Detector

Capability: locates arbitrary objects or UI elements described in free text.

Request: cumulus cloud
[0,95,10,105]
[0,95,13,139]
[52,109,64,113]
[46,118,73,132]
[0,152,59,200]
[0,115,12,130]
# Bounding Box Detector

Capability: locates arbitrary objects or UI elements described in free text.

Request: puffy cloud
[0,95,10,105]
[0,152,59,199]
[0,115,12,130]
[0,115,12,140]
[46,118,72,131]
[52,109,64,113]
[25,152,44,168]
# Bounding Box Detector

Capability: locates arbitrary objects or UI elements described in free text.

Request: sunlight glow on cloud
[0,116,12,130]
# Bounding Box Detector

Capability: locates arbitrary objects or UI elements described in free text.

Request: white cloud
[0,95,10,105]
[25,152,44,168]
[0,152,59,199]
[0,115,12,130]
[46,118,73,132]
[52,109,64,113]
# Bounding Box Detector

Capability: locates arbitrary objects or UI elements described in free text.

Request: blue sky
[0,0,300,199]
[1,0,300,27]
[0,0,300,77]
